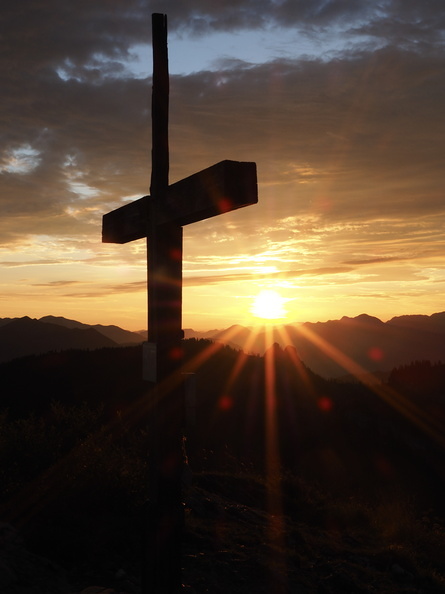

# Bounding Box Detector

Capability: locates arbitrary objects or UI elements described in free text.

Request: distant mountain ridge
[0,316,144,364]
[1,312,444,376]
[387,312,445,334]
[185,312,445,378]
[39,315,144,345]
[0,317,117,363]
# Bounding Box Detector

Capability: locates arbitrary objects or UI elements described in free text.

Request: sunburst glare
[251,289,288,321]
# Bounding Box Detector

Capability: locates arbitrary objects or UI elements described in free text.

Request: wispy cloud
[31,280,80,288]
[1,1,444,326]
[184,265,354,286]
[0,259,65,267]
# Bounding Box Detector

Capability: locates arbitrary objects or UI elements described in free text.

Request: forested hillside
[0,341,443,592]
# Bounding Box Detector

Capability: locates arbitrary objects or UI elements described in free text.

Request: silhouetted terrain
[0,340,444,592]
[1,312,444,376]
[186,312,445,377]
[387,312,445,334]
[0,317,117,363]
[39,315,145,345]
[0,316,144,363]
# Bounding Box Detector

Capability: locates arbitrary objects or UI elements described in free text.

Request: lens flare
[251,289,287,320]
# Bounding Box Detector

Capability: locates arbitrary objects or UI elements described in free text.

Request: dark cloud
[171,45,445,225]
[3,1,443,75]
[1,0,444,244]
[0,0,444,327]
[1,1,150,73]
[353,0,445,51]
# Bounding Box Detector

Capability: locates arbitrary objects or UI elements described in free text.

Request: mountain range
[0,316,143,364]
[1,312,444,378]
[190,312,445,378]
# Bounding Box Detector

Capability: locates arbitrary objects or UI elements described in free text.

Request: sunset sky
[1,1,445,331]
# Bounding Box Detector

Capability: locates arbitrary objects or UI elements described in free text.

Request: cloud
[343,256,407,266]
[353,1,445,50]
[31,280,80,287]
[184,264,353,286]
[167,47,445,238]
[110,280,146,293]
[2,3,444,238]
[0,259,65,267]
[1,0,445,325]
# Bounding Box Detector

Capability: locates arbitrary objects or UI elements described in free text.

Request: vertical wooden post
[150,12,169,203]
[143,13,184,594]
[101,14,258,593]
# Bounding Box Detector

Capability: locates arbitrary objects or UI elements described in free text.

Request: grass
[0,346,443,593]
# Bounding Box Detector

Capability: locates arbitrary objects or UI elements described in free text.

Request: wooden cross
[102,13,257,594]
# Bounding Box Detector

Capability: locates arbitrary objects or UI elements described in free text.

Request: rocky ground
[1,473,444,593]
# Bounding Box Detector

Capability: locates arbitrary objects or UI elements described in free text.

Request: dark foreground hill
[0,342,444,592]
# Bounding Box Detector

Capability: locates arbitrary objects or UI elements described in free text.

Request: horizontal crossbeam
[102,160,257,244]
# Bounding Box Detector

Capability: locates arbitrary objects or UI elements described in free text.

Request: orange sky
[1,2,445,331]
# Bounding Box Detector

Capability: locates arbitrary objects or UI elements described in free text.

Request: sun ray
[275,324,318,394]
[263,325,288,583]
[291,324,445,448]
[199,325,265,450]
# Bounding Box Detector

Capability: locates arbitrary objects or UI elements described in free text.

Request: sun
[251,289,288,320]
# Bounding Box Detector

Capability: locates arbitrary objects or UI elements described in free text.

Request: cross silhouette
[102,13,258,593]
